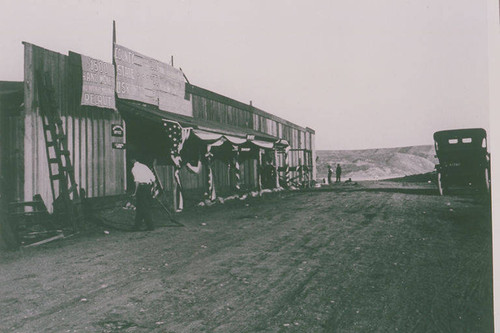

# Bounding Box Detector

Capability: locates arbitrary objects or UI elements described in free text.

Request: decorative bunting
[258,148,263,193]
[162,119,191,212]
[284,146,290,187]
[186,159,202,174]
[205,144,217,201]
[274,149,280,188]
[232,145,241,191]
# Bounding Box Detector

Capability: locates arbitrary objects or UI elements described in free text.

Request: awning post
[284,146,290,187]
[232,145,241,191]
[205,144,216,201]
[163,119,191,212]
[258,148,263,195]
[274,149,280,189]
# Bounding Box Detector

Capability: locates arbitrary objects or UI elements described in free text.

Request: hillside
[316,145,438,181]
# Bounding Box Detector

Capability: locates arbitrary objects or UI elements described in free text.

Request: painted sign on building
[81,54,116,109]
[114,44,192,116]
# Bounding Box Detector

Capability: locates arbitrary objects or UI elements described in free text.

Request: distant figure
[336,164,342,183]
[261,157,276,189]
[327,165,333,185]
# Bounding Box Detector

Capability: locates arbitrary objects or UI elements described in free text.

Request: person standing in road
[131,158,156,231]
[327,165,333,185]
[336,164,342,183]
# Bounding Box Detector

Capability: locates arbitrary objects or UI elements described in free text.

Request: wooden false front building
[0,42,316,219]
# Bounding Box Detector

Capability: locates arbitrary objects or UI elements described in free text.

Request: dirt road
[0,182,493,332]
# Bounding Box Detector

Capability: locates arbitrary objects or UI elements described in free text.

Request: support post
[258,149,263,194]
[274,149,280,188]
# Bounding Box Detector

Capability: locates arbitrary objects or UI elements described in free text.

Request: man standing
[131,158,156,231]
[336,164,342,183]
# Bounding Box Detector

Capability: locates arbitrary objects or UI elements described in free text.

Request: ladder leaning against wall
[35,70,83,232]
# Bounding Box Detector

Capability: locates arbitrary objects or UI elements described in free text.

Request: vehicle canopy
[433,128,487,158]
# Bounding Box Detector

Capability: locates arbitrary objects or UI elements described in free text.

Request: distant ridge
[316,145,437,181]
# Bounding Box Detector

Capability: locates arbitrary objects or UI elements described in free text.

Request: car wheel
[437,172,445,196]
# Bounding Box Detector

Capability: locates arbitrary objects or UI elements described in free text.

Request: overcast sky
[0,0,492,150]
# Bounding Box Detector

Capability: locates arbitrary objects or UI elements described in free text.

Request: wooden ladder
[36,71,82,231]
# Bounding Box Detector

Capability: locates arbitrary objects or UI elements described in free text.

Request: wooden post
[257,148,263,195]
[113,20,116,45]
[299,157,304,188]
[170,165,177,212]
[274,149,279,188]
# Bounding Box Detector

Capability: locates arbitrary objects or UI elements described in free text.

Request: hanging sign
[112,142,126,149]
[114,44,192,116]
[80,54,116,109]
[111,124,124,137]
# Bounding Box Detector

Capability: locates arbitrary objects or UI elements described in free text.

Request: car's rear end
[433,128,489,194]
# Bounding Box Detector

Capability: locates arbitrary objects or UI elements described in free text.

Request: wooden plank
[107,115,116,195]
[72,115,79,191]
[98,113,104,196]
[104,116,112,195]
[86,108,93,197]
[22,233,64,248]
[93,109,99,196]
[120,118,126,193]
[80,108,87,195]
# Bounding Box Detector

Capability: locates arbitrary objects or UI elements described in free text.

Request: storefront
[1,41,315,218]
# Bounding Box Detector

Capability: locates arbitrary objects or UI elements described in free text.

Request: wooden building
[0,42,316,216]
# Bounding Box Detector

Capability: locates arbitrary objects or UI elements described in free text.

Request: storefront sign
[114,44,192,116]
[112,142,126,149]
[111,124,124,137]
[81,54,116,109]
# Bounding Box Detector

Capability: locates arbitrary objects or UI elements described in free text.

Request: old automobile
[433,128,490,195]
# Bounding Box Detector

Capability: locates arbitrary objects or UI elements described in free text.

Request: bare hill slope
[316,145,437,181]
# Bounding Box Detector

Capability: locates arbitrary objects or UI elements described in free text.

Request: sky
[0,0,493,150]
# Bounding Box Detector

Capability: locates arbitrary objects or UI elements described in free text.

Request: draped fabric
[205,144,217,201]
[223,135,246,145]
[251,140,275,150]
[232,145,241,191]
[284,146,291,187]
[186,159,202,174]
[162,119,191,212]
[274,149,280,188]
[162,126,287,205]
[257,148,264,192]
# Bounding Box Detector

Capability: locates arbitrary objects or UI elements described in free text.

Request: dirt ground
[0,181,493,332]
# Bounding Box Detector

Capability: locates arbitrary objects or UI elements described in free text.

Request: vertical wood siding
[19,43,314,210]
[23,43,126,210]
[0,86,24,202]
[189,86,316,192]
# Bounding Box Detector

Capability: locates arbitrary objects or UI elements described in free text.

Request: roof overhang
[117,99,284,148]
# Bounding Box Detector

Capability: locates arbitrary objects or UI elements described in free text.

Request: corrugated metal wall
[22,43,126,210]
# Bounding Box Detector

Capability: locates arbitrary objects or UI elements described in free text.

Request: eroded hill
[316,145,438,181]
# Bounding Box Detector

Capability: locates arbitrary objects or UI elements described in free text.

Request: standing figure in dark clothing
[131,158,156,231]
[336,164,342,183]
[327,165,333,185]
